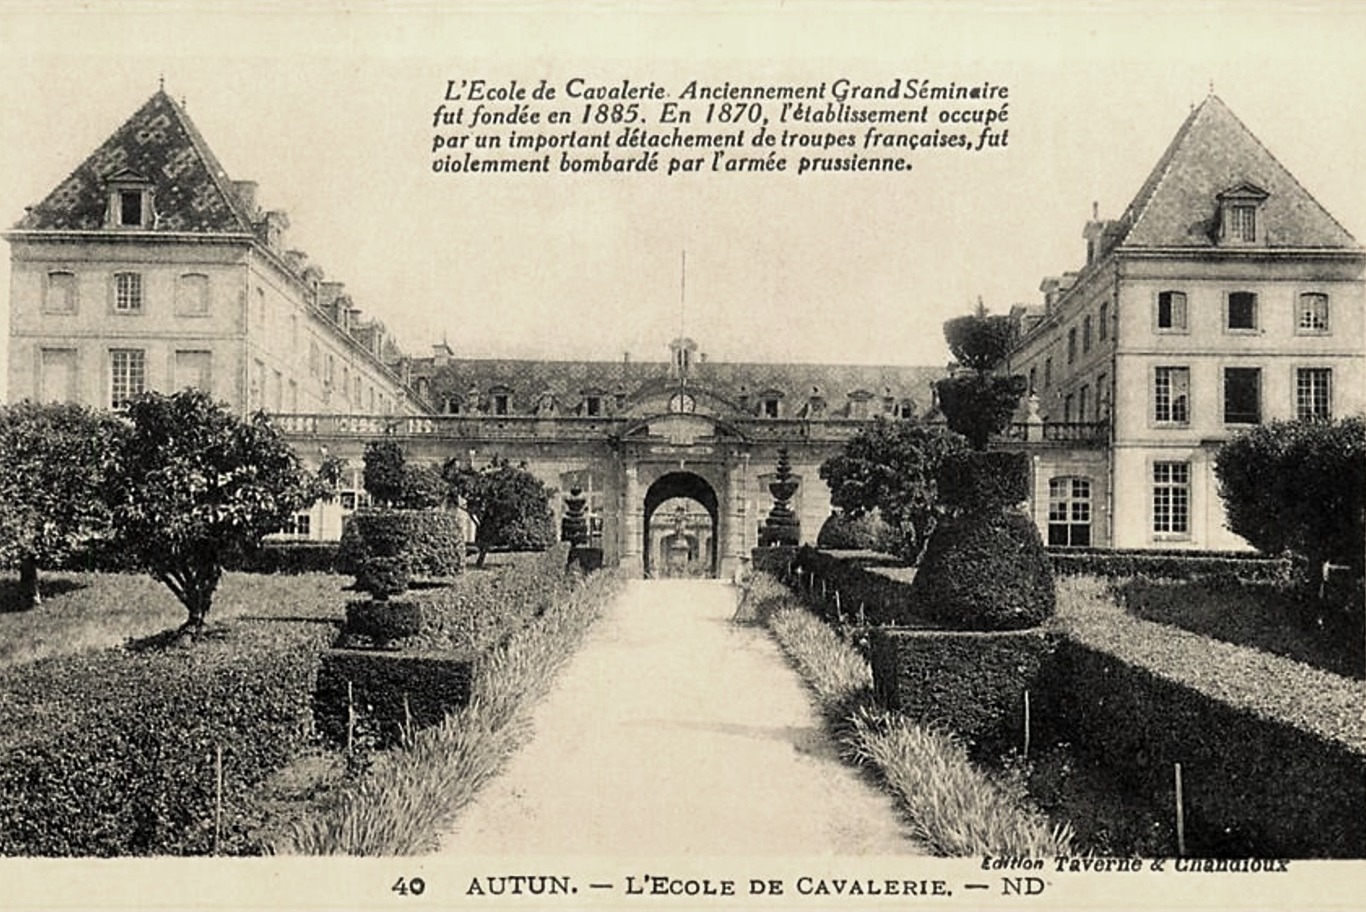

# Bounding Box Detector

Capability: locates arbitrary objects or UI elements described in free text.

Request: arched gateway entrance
[642,472,718,578]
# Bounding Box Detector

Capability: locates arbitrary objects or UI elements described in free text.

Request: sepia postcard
[0,1,1362,909]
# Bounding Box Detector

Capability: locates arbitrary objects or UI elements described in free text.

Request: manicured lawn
[0,570,351,668]
[1109,576,1363,679]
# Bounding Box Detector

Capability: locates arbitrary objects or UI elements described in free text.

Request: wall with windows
[8,239,249,407]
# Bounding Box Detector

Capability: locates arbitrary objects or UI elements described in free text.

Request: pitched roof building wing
[1113,95,1358,250]
[14,89,254,234]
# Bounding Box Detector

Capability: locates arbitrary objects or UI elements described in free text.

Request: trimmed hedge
[1047,577,1366,857]
[869,628,1056,759]
[911,510,1055,630]
[0,620,335,856]
[1049,548,1290,582]
[337,509,464,580]
[313,648,474,749]
[402,545,575,653]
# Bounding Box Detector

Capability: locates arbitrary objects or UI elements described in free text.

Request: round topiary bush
[908,451,1055,630]
[816,509,901,554]
[338,508,464,579]
[910,510,1055,630]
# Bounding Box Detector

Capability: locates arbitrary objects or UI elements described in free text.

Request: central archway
[642,471,719,578]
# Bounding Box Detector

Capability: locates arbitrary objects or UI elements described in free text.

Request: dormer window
[104,169,154,229]
[1216,183,1268,245]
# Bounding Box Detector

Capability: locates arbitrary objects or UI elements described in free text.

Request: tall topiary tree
[0,402,124,609]
[102,390,320,633]
[909,451,1055,630]
[819,417,968,564]
[935,304,1027,449]
[442,457,555,567]
[1215,417,1366,583]
[362,439,407,507]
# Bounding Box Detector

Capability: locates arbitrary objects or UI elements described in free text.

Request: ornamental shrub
[337,509,464,580]
[356,555,411,600]
[816,509,902,553]
[911,510,1055,631]
[936,451,1029,513]
[343,599,423,646]
[908,451,1054,631]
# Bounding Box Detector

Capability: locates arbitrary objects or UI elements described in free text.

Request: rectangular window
[1224,367,1261,424]
[1227,292,1257,330]
[1048,477,1092,547]
[1152,462,1190,535]
[1296,368,1332,420]
[585,396,602,417]
[493,394,510,416]
[1082,316,1093,353]
[175,273,209,315]
[309,339,321,377]
[1157,291,1187,330]
[1097,373,1108,418]
[39,348,78,403]
[762,397,780,418]
[110,349,146,409]
[1063,394,1074,423]
[1297,293,1329,333]
[44,271,77,314]
[1044,358,1053,389]
[1098,302,1109,341]
[1028,366,1037,394]
[1228,205,1257,242]
[173,350,212,393]
[1154,366,1190,424]
[1078,385,1090,421]
[1067,327,1077,364]
[114,272,142,313]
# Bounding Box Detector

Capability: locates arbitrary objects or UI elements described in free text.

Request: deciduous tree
[1215,417,1366,585]
[818,417,968,563]
[103,390,319,632]
[442,457,555,567]
[0,402,123,609]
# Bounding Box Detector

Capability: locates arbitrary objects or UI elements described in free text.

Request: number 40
[392,877,426,896]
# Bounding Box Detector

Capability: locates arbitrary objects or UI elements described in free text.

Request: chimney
[284,249,308,274]
[1039,276,1061,313]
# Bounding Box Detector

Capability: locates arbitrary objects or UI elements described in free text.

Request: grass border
[738,571,1073,857]
[272,569,623,855]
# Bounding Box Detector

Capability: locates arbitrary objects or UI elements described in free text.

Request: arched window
[1048,476,1092,547]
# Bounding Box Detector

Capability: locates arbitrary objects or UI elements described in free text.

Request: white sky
[2,1,1364,382]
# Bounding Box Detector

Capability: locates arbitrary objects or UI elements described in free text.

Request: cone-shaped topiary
[908,451,1055,630]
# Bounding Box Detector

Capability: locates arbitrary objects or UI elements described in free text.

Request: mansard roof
[1113,94,1357,250]
[410,356,941,418]
[13,89,254,234]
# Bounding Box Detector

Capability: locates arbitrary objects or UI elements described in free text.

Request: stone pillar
[621,462,643,577]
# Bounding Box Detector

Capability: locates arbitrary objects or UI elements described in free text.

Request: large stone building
[7,88,1362,572]
[275,336,942,575]
[1007,94,1364,550]
[5,89,418,426]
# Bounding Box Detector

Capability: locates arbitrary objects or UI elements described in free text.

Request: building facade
[5,89,418,426]
[8,89,1361,570]
[1007,95,1364,550]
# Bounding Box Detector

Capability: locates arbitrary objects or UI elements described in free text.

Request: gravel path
[438,579,922,856]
